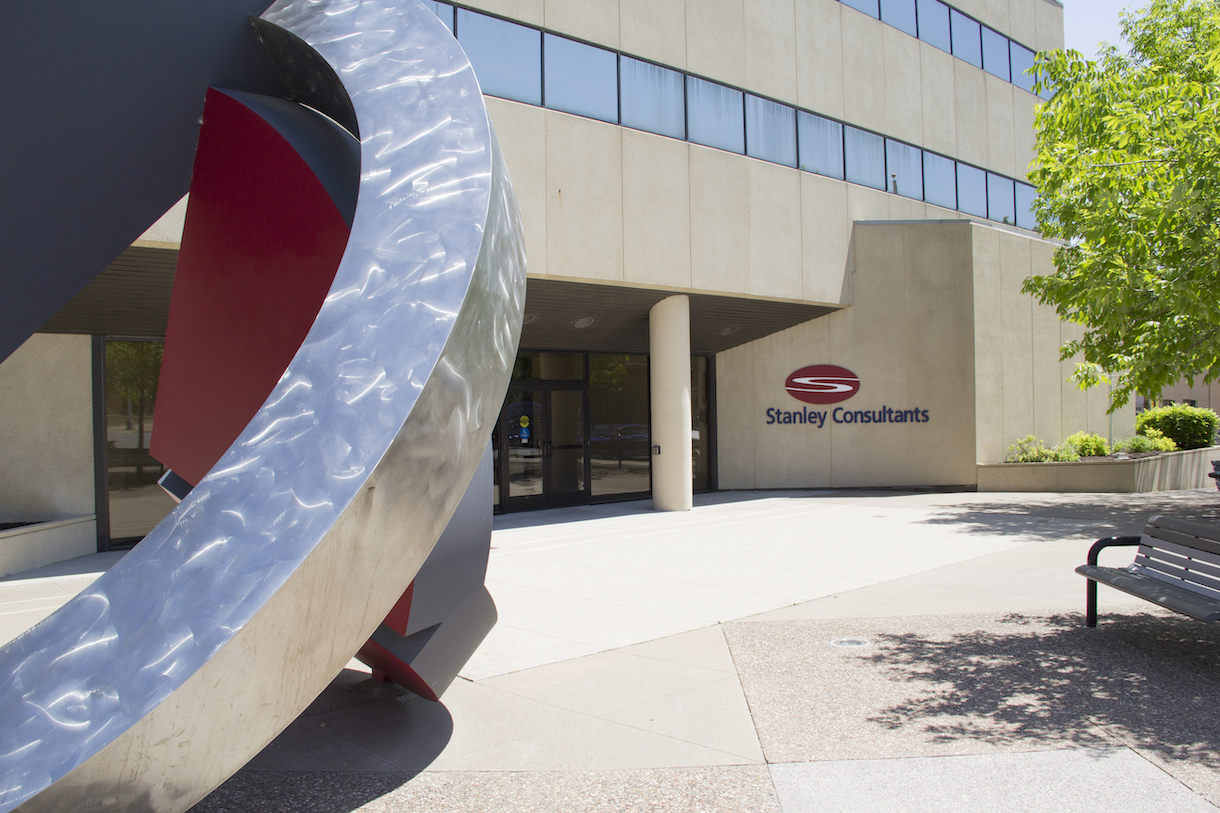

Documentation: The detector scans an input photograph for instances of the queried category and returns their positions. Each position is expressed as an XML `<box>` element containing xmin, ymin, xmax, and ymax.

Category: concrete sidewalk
<box><xmin>3</xmin><ymin>489</ymin><xmax>1219</xmax><ymax>811</ymax></box>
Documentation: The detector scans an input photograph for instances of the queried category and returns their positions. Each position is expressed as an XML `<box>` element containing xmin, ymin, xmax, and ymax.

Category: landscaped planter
<box><xmin>0</xmin><ymin>516</ymin><xmax>95</xmax><ymax>578</ymax></box>
<box><xmin>976</xmin><ymin>445</ymin><xmax>1220</xmax><ymax>493</ymax></box>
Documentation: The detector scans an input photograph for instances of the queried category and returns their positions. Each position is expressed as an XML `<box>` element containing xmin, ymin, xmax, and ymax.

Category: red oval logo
<box><xmin>785</xmin><ymin>365</ymin><xmax>860</xmax><ymax>405</ymax></box>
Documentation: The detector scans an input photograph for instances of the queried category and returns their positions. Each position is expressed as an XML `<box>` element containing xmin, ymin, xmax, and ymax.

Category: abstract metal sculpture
<box><xmin>0</xmin><ymin>0</ymin><xmax>525</xmax><ymax>809</ymax></box>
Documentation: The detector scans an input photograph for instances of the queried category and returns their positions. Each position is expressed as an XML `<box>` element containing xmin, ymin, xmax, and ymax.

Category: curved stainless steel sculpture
<box><xmin>0</xmin><ymin>1</ymin><xmax>525</xmax><ymax>809</ymax></box>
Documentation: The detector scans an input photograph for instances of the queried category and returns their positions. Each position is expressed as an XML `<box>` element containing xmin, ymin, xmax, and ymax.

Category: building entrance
<box><xmin>492</xmin><ymin>351</ymin><xmax>710</xmax><ymax>512</ymax></box>
<box><xmin>496</xmin><ymin>382</ymin><xmax>588</xmax><ymax>511</ymax></box>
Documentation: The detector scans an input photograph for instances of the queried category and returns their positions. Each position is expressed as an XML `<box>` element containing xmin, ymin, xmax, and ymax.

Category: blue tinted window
<box><xmin>957</xmin><ymin>163</ymin><xmax>987</xmax><ymax>216</ymax></box>
<box><xmin>1015</xmin><ymin>182</ymin><xmax>1037</xmax><ymax>230</ymax></box>
<box><xmin>457</xmin><ymin>10</ymin><xmax>541</xmax><ymax>105</ymax></box>
<box><xmin>544</xmin><ymin>35</ymin><xmax>617</xmax><ymax>123</ymax></box>
<box><xmin>916</xmin><ymin>0</ymin><xmax>951</xmax><ymax>52</ymax></box>
<box><xmin>842</xmin><ymin>0</ymin><xmax>880</xmax><ymax>19</ymax></box>
<box><xmin>950</xmin><ymin>10</ymin><xmax>982</xmax><ymax>68</ymax></box>
<box><xmin>981</xmin><ymin>27</ymin><xmax>1011</xmax><ymax>81</ymax></box>
<box><xmin>885</xmin><ymin>139</ymin><xmax>922</xmax><ymax>199</ymax></box>
<box><xmin>620</xmin><ymin>57</ymin><xmax>685</xmax><ymax>139</ymax></box>
<box><xmin>987</xmin><ymin>172</ymin><xmax>1016</xmax><ymax>223</ymax></box>
<box><xmin>923</xmin><ymin>152</ymin><xmax>956</xmax><ymax>209</ymax></box>
<box><xmin>1010</xmin><ymin>42</ymin><xmax>1036</xmax><ymax>93</ymax></box>
<box><xmin>420</xmin><ymin>1</ymin><xmax>454</xmax><ymax>30</ymax></box>
<box><xmin>746</xmin><ymin>95</ymin><xmax>797</xmax><ymax>167</ymax></box>
<box><xmin>686</xmin><ymin>76</ymin><xmax>744</xmax><ymax>154</ymax></box>
<box><xmin>797</xmin><ymin>111</ymin><xmax>844</xmax><ymax>179</ymax></box>
<box><xmin>880</xmin><ymin>0</ymin><xmax>918</xmax><ymax>36</ymax></box>
<box><xmin>845</xmin><ymin>126</ymin><xmax>886</xmax><ymax>190</ymax></box>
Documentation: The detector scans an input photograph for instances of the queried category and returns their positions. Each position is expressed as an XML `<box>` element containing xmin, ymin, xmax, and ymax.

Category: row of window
<box><xmin>841</xmin><ymin>0</ymin><xmax>1047</xmax><ymax>98</ymax></box>
<box><xmin>422</xmin><ymin>1</ymin><xmax>1037</xmax><ymax>230</ymax></box>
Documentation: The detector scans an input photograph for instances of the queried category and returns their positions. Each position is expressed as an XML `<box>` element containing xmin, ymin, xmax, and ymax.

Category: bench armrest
<box><xmin>1086</xmin><ymin>536</ymin><xmax>1142</xmax><ymax>567</ymax></box>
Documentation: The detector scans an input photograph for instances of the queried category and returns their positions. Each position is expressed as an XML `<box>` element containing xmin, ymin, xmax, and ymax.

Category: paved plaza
<box><xmin>4</xmin><ymin>488</ymin><xmax>1220</xmax><ymax>811</ymax></box>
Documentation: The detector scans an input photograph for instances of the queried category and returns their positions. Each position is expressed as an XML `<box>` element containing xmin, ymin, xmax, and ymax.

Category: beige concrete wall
<box><xmin>0</xmin><ymin>517</ymin><xmax>96</xmax><ymax>578</ymax></box>
<box><xmin>717</xmin><ymin>220</ymin><xmax>1126</xmax><ymax>489</ymax></box>
<box><xmin>488</xmin><ymin>98</ymin><xmax>866</xmax><ymax>305</ymax></box>
<box><xmin>717</xmin><ymin>221</ymin><xmax>978</xmax><ymax>489</ymax></box>
<box><xmin>971</xmin><ymin>226</ymin><xmax>1133</xmax><ymax>464</ymax></box>
<box><xmin>978</xmin><ymin>445</ymin><xmax>1220</xmax><ymax>492</ymax></box>
<box><xmin>0</xmin><ymin>334</ymin><xmax>95</xmax><ymax>524</ymax></box>
<box><xmin>1157</xmin><ymin>380</ymin><xmax>1220</xmax><ymax>413</ymax></box>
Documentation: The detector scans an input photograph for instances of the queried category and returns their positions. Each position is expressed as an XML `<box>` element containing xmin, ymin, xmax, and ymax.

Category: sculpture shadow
<box><xmin>190</xmin><ymin>669</ymin><xmax>454</xmax><ymax>813</ymax></box>
<box><xmin>864</xmin><ymin>612</ymin><xmax>1220</xmax><ymax>767</ymax></box>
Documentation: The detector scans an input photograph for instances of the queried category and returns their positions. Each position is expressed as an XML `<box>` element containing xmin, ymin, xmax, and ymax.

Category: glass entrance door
<box><xmin>498</xmin><ymin>382</ymin><xmax>589</xmax><ymax>510</ymax></box>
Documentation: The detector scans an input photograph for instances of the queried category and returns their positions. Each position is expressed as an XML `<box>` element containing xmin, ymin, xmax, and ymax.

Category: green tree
<box><xmin>1025</xmin><ymin>0</ymin><xmax>1220</xmax><ymax>409</ymax></box>
<box><xmin>107</xmin><ymin>341</ymin><xmax>164</xmax><ymax>462</ymax></box>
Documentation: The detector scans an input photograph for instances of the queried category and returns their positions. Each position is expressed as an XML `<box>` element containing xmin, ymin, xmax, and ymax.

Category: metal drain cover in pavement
<box><xmin>831</xmin><ymin>637</ymin><xmax>872</xmax><ymax>648</ymax></box>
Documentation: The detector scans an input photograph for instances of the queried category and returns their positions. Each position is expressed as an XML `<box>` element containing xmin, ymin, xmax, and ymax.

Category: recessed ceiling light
<box><xmin>574</xmin><ymin>317</ymin><xmax>594</xmax><ymax>329</ymax></box>
<box><xmin>720</xmin><ymin>326</ymin><xmax>738</xmax><ymax>336</ymax></box>
<box><xmin>522</xmin><ymin>314</ymin><xmax>536</xmax><ymax>324</ymax></box>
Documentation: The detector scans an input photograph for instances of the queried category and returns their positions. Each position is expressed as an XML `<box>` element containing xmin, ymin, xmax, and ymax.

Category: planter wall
<box><xmin>0</xmin><ymin>516</ymin><xmax>95</xmax><ymax>578</ymax></box>
<box><xmin>977</xmin><ymin>445</ymin><xmax>1220</xmax><ymax>493</ymax></box>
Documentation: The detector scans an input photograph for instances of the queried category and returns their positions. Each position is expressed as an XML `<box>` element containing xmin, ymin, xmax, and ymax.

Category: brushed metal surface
<box><xmin>0</xmin><ymin>0</ymin><xmax>525</xmax><ymax>809</ymax></box>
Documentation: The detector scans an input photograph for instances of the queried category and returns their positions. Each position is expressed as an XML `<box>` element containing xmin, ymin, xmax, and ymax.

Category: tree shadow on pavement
<box><xmin>915</xmin><ymin>493</ymin><xmax>1220</xmax><ymax>540</ymax></box>
<box><xmin>866</xmin><ymin>612</ymin><xmax>1220</xmax><ymax>768</ymax></box>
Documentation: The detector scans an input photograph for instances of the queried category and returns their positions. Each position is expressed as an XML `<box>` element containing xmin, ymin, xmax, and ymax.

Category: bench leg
<box><xmin>1086</xmin><ymin>578</ymin><xmax>1098</xmax><ymax>627</ymax></box>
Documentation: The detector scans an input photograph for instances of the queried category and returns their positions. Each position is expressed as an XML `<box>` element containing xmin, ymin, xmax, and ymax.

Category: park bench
<box><xmin>1076</xmin><ymin>515</ymin><xmax>1220</xmax><ymax>627</ymax></box>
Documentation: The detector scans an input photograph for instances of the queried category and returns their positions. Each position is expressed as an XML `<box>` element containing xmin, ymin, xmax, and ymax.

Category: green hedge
<box><xmin>1005</xmin><ymin>435</ymin><xmax>1080</xmax><ymax>463</ymax></box>
<box><xmin>1135</xmin><ymin>404</ymin><xmax>1220</xmax><ymax>451</ymax></box>
<box><xmin>1064</xmin><ymin>431</ymin><xmax>1110</xmax><ymax>457</ymax></box>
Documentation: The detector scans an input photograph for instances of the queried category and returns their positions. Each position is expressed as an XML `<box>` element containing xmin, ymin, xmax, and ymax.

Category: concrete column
<box><xmin>649</xmin><ymin>295</ymin><xmax>692</xmax><ymax>511</ymax></box>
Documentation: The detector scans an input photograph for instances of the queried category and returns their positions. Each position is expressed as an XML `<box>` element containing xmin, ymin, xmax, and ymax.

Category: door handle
<box><xmin>542</xmin><ymin>442</ymin><xmax>552</xmax><ymax>457</ymax></box>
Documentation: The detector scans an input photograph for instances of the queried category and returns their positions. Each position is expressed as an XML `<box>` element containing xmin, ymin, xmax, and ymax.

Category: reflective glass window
<box><xmin>686</xmin><ymin>76</ymin><xmax>744</xmax><ymax>154</ymax></box>
<box><xmin>620</xmin><ymin>56</ymin><xmax>685</xmax><ymax>139</ymax></box>
<box><xmin>797</xmin><ymin>111</ymin><xmax>844</xmax><ymax>179</ymax></box>
<box><xmin>981</xmin><ymin>27</ymin><xmax>1011</xmax><ymax>81</ymax></box>
<box><xmin>457</xmin><ymin>10</ymin><xmax>541</xmax><ymax>105</ymax></box>
<box><xmin>957</xmin><ymin>162</ymin><xmax>987</xmax><ymax>216</ymax></box>
<box><xmin>880</xmin><ymin>0</ymin><xmax>918</xmax><ymax>37</ymax></box>
<box><xmin>987</xmin><ymin>172</ymin><xmax>1016</xmax><ymax>223</ymax></box>
<box><xmin>916</xmin><ymin>0</ymin><xmax>951</xmax><ymax>52</ymax></box>
<box><xmin>950</xmin><ymin>10</ymin><xmax>982</xmax><ymax>68</ymax></box>
<box><xmin>844</xmin><ymin>126</ymin><xmax>886</xmax><ymax>190</ymax></box>
<box><xmin>1015</xmin><ymin>182</ymin><xmax>1037</xmax><ymax>230</ymax></box>
<box><xmin>842</xmin><ymin>0</ymin><xmax>880</xmax><ymax>19</ymax></box>
<box><xmin>512</xmin><ymin>352</ymin><xmax>584</xmax><ymax>380</ymax></box>
<box><xmin>1010</xmin><ymin>42</ymin><xmax>1036</xmax><ymax>93</ymax></box>
<box><xmin>692</xmin><ymin>357</ymin><xmax>711</xmax><ymax>493</ymax></box>
<box><xmin>885</xmin><ymin>139</ymin><xmax>923</xmax><ymax>200</ymax></box>
<box><xmin>923</xmin><ymin>152</ymin><xmax>956</xmax><ymax>209</ymax></box>
<box><xmin>746</xmin><ymin>95</ymin><xmax>797</xmax><ymax>167</ymax></box>
<box><xmin>544</xmin><ymin>34</ymin><xmax>617</xmax><ymax>123</ymax></box>
<box><xmin>104</xmin><ymin>340</ymin><xmax>175</xmax><ymax>543</ymax></box>
<box><xmin>590</xmin><ymin>354</ymin><xmax>651</xmax><ymax>498</ymax></box>
<box><xmin>420</xmin><ymin>1</ymin><xmax>454</xmax><ymax>30</ymax></box>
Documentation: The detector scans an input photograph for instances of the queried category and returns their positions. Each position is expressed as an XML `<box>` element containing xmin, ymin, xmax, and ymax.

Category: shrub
<box><xmin>1064</xmin><ymin>431</ymin><xmax>1110</xmax><ymax>457</ymax></box>
<box><xmin>1005</xmin><ymin>435</ymin><xmax>1081</xmax><ymax>463</ymax></box>
<box><xmin>1135</xmin><ymin>404</ymin><xmax>1219</xmax><ymax>450</ymax></box>
<box><xmin>1113</xmin><ymin>427</ymin><xmax>1177</xmax><ymax>453</ymax></box>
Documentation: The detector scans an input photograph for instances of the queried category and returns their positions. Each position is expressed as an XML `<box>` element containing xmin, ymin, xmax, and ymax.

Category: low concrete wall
<box><xmin>0</xmin><ymin>516</ymin><xmax>96</xmax><ymax>578</ymax></box>
<box><xmin>977</xmin><ymin>446</ymin><xmax>1220</xmax><ymax>493</ymax></box>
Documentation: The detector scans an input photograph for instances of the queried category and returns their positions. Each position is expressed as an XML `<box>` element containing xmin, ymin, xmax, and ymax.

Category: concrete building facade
<box><xmin>0</xmin><ymin>0</ymin><xmax>1136</xmax><ymax>575</ymax></box>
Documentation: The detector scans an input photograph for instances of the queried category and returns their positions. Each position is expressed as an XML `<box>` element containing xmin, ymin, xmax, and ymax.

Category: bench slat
<box><xmin>1131</xmin><ymin>561</ymin><xmax>1220</xmax><ymax>600</ymax></box>
<box><xmin>1144</xmin><ymin>518</ymin><xmax>1220</xmax><ymax>558</ymax></box>
<box><xmin>1077</xmin><ymin>564</ymin><xmax>1220</xmax><ymax>622</ymax></box>
<box><xmin>1135</xmin><ymin>545</ymin><xmax>1220</xmax><ymax>583</ymax></box>
<box><xmin>1138</xmin><ymin>536</ymin><xmax>1220</xmax><ymax>569</ymax></box>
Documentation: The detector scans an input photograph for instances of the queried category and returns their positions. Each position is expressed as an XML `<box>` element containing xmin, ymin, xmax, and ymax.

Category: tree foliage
<box><xmin>1025</xmin><ymin>0</ymin><xmax>1220</xmax><ymax>409</ymax></box>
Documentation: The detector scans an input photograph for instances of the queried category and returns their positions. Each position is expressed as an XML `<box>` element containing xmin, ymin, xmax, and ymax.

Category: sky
<box><xmin>1062</xmin><ymin>0</ymin><xmax>1140</xmax><ymax>59</ymax></box>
